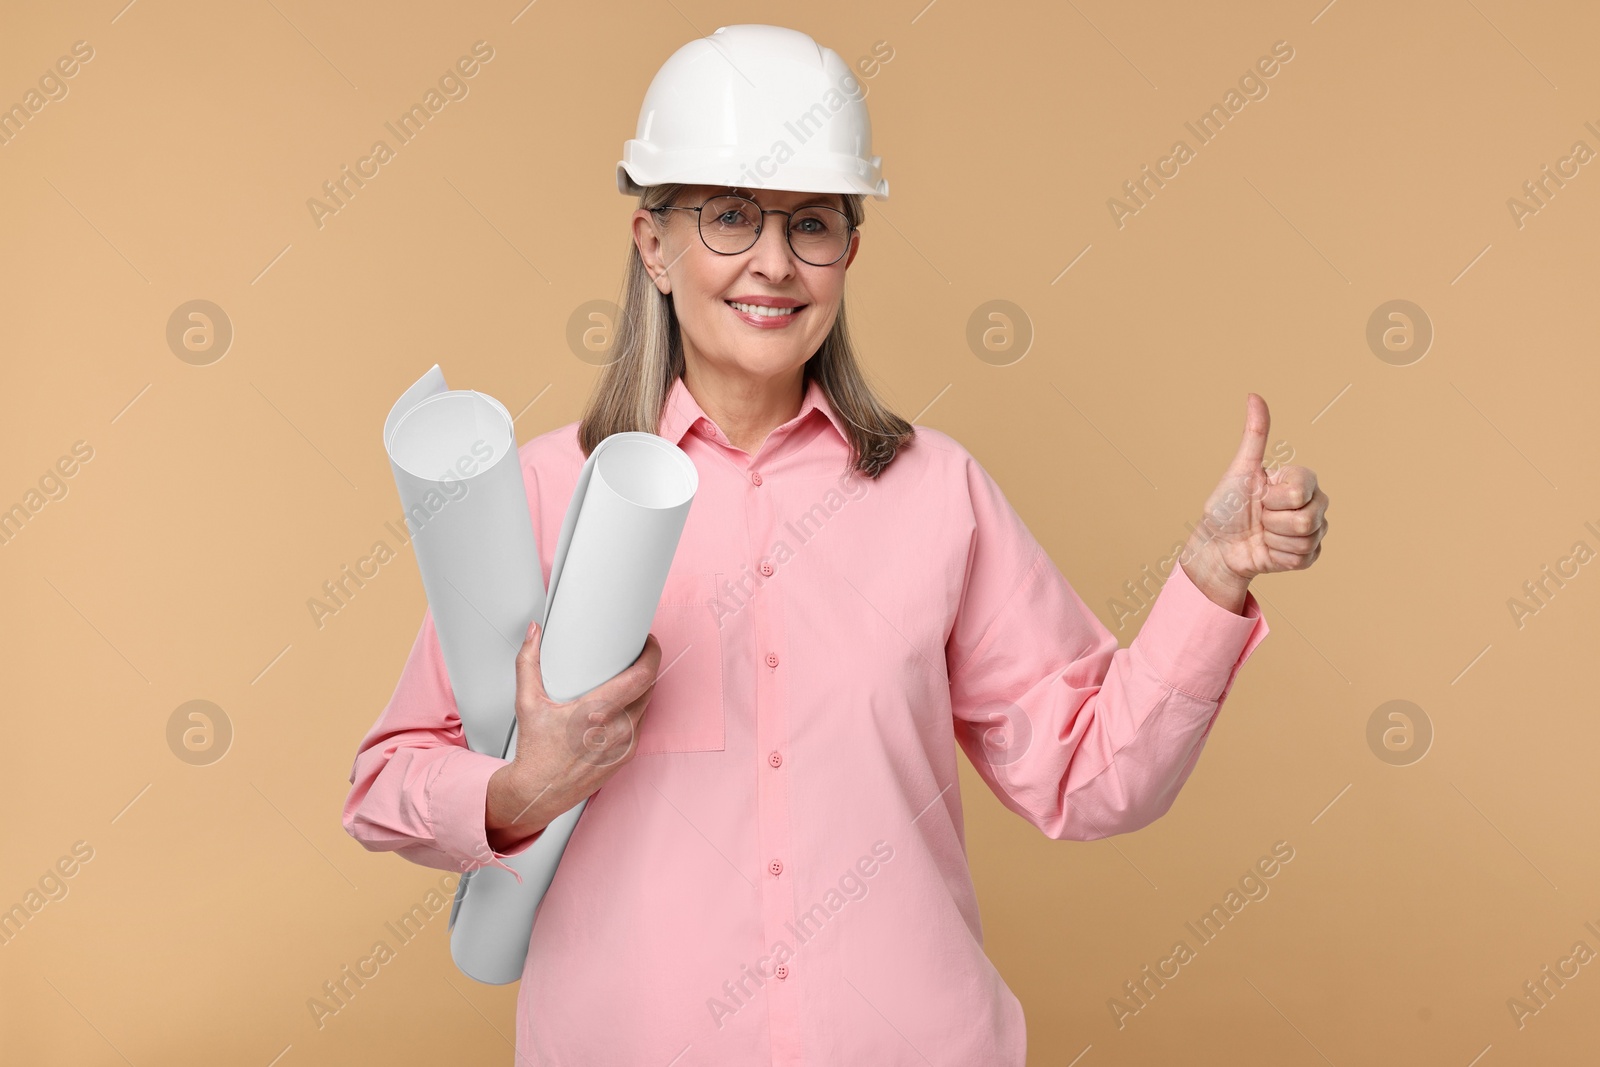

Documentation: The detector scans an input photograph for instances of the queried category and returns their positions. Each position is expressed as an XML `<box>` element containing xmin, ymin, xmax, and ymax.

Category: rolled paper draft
<box><xmin>382</xmin><ymin>365</ymin><xmax>544</xmax><ymax>757</ymax></box>
<box><xmin>448</xmin><ymin>430</ymin><xmax>699</xmax><ymax>984</ymax></box>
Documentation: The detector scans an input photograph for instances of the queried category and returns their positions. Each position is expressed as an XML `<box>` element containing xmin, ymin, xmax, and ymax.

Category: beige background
<box><xmin>2</xmin><ymin>0</ymin><xmax>1597</xmax><ymax>1063</ymax></box>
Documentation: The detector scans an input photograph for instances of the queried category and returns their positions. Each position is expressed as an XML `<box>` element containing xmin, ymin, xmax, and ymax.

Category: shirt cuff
<box><xmin>1131</xmin><ymin>558</ymin><xmax>1270</xmax><ymax>703</ymax></box>
<box><xmin>424</xmin><ymin>746</ymin><xmax>546</xmax><ymax>883</ymax></box>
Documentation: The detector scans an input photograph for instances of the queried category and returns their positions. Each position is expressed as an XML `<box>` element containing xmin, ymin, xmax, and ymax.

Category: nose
<box><xmin>747</xmin><ymin>212</ymin><xmax>798</xmax><ymax>281</ymax></box>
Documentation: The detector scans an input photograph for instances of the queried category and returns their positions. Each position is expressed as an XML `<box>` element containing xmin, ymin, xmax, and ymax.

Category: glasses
<box><xmin>653</xmin><ymin>194</ymin><xmax>855</xmax><ymax>267</ymax></box>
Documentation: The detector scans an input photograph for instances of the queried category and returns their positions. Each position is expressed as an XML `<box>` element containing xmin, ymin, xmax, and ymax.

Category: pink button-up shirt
<box><xmin>343</xmin><ymin>373</ymin><xmax>1269</xmax><ymax>1065</ymax></box>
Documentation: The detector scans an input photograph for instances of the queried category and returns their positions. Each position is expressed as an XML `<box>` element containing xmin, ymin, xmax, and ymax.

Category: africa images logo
<box><xmin>306</xmin><ymin>41</ymin><xmax>495</xmax><ymax>229</ymax></box>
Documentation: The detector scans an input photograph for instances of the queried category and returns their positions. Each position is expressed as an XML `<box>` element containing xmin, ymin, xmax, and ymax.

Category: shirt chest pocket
<box><xmin>634</xmin><ymin>571</ymin><xmax>725</xmax><ymax>756</ymax></box>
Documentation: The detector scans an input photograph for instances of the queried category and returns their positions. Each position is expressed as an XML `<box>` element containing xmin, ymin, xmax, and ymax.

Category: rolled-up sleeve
<box><xmin>342</xmin><ymin>607</ymin><xmax>544</xmax><ymax>880</ymax></box>
<box><xmin>945</xmin><ymin>452</ymin><xmax>1269</xmax><ymax>840</ymax></box>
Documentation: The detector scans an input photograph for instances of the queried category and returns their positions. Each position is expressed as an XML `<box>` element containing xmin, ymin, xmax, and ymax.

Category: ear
<box><xmin>632</xmin><ymin>209</ymin><xmax>673</xmax><ymax>295</ymax></box>
<box><xmin>843</xmin><ymin>227</ymin><xmax>861</xmax><ymax>270</ymax></box>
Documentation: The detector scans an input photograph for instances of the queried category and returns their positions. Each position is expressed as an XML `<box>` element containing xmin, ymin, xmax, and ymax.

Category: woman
<box><xmin>343</xmin><ymin>24</ymin><xmax>1329</xmax><ymax>1065</ymax></box>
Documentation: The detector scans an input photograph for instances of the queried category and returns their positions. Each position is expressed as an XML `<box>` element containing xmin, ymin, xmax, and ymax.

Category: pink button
<box><xmin>759</xmin><ymin>561</ymin><xmax>774</xmax><ymax>576</ymax></box>
<box><xmin>765</xmin><ymin>652</ymin><xmax>779</xmax><ymax>668</ymax></box>
<box><xmin>768</xmin><ymin>859</ymin><xmax>783</xmax><ymax>876</ymax></box>
<box><xmin>774</xmin><ymin>964</ymin><xmax>789</xmax><ymax>980</ymax></box>
<box><xmin>768</xmin><ymin>751</ymin><xmax>782</xmax><ymax>768</ymax></box>
<box><xmin>751</xmin><ymin>471</ymin><xmax>763</xmax><ymax>486</ymax></box>
<box><xmin>700</xmin><ymin>423</ymin><xmax>715</xmax><ymax>437</ymax></box>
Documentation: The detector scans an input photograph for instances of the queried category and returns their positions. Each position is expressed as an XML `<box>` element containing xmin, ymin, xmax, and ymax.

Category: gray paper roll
<box><xmin>383</xmin><ymin>365</ymin><xmax>544</xmax><ymax>757</ymax></box>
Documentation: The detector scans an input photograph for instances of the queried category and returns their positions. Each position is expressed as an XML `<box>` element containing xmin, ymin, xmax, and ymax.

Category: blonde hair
<box><xmin>577</xmin><ymin>183</ymin><xmax>914</xmax><ymax>478</ymax></box>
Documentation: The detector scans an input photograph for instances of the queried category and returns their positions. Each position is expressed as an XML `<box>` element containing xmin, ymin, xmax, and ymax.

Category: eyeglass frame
<box><xmin>650</xmin><ymin>193</ymin><xmax>857</xmax><ymax>267</ymax></box>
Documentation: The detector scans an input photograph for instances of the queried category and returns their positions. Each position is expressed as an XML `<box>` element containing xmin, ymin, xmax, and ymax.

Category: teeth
<box><xmin>729</xmin><ymin>301</ymin><xmax>798</xmax><ymax>317</ymax></box>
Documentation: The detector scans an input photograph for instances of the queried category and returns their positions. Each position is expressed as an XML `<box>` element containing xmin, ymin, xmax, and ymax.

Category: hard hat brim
<box><xmin>616</xmin><ymin>160</ymin><xmax>888</xmax><ymax>201</ymax></box>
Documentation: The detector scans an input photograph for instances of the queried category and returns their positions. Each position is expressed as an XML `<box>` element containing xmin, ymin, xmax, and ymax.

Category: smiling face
<box><xmin>633</xmin><ymin>184</ymin><xmax>861</xmax><ymax>387</ymax></box>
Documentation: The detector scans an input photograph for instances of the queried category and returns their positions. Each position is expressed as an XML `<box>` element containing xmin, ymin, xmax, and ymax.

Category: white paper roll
<box><xmin>448</xmin><ymin>430</ymin><xmax>699</xmax><ymax>984</ymax></box>
<box><xmin>383</xmin><ymin>365</ymin><xmax>544</xmax><ymax>757</ymax></box>
<box><xmin>538</xmin><ymin>432</ymin><xmax>702</xmax><ymax>703</ymax></box>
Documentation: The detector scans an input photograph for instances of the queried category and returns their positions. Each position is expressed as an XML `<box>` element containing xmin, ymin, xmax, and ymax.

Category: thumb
<box><xmin>1225</xmin><ymin>392</ymin><xmax>1270</xmax><ymax>478</ymax></box>
<box><xmin>515</xmin><ymin>619</ymin><xmax>549</xmax><ymax>707</ymax></box>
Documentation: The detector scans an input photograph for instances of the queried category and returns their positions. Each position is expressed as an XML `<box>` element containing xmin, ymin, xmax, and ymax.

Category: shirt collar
<box><xmin>657</xmin><ymin>373</ymin><xmax>849</xmax><ymax>448</ymax></box>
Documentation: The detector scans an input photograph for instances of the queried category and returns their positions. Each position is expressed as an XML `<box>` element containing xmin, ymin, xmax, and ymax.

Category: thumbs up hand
<box><xmin>1178</xmin><ymin>393</ymin><xmax>1329</xmax><ymax>612</ymax></box>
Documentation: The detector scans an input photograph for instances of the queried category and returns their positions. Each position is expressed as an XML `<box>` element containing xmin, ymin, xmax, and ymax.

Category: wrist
<box><xmin>487</xmin><ymin>760</ymin><xmax>556</xmax><ymax>839</ymax></box>
<box><xmin>1178</xmin><ymin>542</ymin><xmax>1251</xmax><ymax>615</ymax></box>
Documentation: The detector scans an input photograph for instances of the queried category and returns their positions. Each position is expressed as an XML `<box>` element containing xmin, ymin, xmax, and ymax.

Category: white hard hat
<box><xmin>618</xmin><ymin>24</ymin><xmax>889</xmax><ymax>200</ymax></box>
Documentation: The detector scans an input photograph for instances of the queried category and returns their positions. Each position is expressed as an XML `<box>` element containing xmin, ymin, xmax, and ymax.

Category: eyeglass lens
<box><xmin>698</xmin><ymin>195</ymin><xmax>850</xmax><ymax>265</ymax></box>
